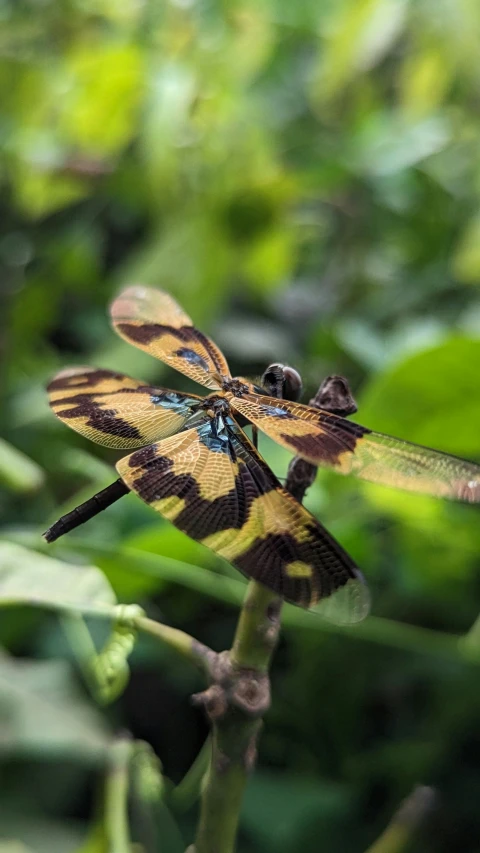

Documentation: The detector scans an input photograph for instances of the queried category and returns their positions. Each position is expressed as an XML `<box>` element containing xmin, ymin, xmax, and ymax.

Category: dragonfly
<box><xmin>45</xmin><ymin>285</ymin><xmax>480</xmax><ymax>624</ymax></box>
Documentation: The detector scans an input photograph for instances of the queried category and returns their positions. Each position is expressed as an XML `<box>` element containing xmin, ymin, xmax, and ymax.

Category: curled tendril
<box><xmin>90</xmin><ymin>604</ymin><xmax>145</xmax><ymax>704</ymax></box>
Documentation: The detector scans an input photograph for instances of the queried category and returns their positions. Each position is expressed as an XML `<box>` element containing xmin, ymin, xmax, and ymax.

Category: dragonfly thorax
<box><xmin>201</xmin><ymin>394</ymin><xmax>231</xmax><ymax>420</ymax></box>
<box><xmin>221</xmin><ymin>376</ymin><xmax>250</xmax><ymax>397</ymax></box>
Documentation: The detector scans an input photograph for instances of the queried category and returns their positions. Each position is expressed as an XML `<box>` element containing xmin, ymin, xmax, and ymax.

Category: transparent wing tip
<box><xmin>310</xmin><ymin>575</ymin><xmax>370</xmax><ymax>625</ymax></box>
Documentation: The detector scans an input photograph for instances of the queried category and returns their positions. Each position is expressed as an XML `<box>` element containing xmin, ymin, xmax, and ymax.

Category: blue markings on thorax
<box><xmin>197</xmin><ymin>416</ymin><xmax>231</xmax><ymax>454</ymax></box>
<box><xmin>150</xmin><ymin>391</ymin><xmax>193</xmax><ymax>415</ymax></box>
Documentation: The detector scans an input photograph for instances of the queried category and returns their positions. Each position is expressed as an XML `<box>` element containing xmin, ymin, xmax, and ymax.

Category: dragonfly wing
<box><xmin>116</xmin><ymin>418</ymin><xmax>369</xmax><ymax>622</ymax></box>
<box><xmin>110</xmin><ymin>285</ymin><xmax>231</xmax><ymax>390</ymax></box>
<box><xmin>47</xmin><ymin>366</ymin><xmax>201</xmax><ymax>449</ymax></box>
<box><xmin>231</xmin><ymin>393</ymin><xmax>480</xmax><ymax>503</ymax></box>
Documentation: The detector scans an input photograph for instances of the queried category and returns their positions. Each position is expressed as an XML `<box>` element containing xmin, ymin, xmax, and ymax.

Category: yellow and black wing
<box><xmin>47</xmin><ymin>366</ymin><xmax>202</xmax><ymax>449</ymax></box>
<box><xmin>110</xmin><ymin>285</ymin><xmax>231</xmax><ymax>390</ymax></box>
<box><xmin>116</xmin><ymin>417</ymin><xmax>369</xmax><ymax>622</ymax></box>
<box><xmin>231</xmin><ymin>393</ymin><xmax>480</xmax><ymax>503</ymax></box>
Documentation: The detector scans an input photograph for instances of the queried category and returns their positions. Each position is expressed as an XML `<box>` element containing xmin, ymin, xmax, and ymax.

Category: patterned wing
<box><xmin>231</xmin><ymin>393</ymin><xmax>480</xmax><ymax>503</ymax></box>
<box><xmin>116</xmin><ymin>418</ymin><xmax>369</xmax><ymax>622</ymax></box>
<box><xmin>110</xmin><ymin>285</ymin><xmax>231</xmax><ymax>390</ymax></box>
<box><xmin>47</xmin><ymin>366</ymin><xmax>201</xmax><ymax>449</ymax></box>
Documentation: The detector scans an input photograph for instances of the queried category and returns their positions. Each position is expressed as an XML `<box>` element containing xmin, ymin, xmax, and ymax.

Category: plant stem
<box><xmin>193</xmin><ymin>705</ymin><xmax>263</xmax><ymax>853</ymax></box>
<box><xmin>231</xmin><ymin>582</ymin><xmax>282</xmax><ymax>670</ymax></box>
<box><xmin>170</xmin><ymin>736</ymin><xmax>212</xmax><ymax>813</ymax></box>
<box><xmin>364</xmin><ymin>785</ymin><xmax>436</xmax><ymax>853</ymax></box>
<box><xmin>104</xmin><ymin>736</ymin><xmax>133</xmax><ymax>853</ymax></box>
<box><xmin>135</xmin><ymin>615</ymin><xmax>214</xmax><ymax>675</ymax></box>
<box><xmin>192</xmin><ymin>583</ymin><xmax>281</xmax><ymax>853</ymax></box>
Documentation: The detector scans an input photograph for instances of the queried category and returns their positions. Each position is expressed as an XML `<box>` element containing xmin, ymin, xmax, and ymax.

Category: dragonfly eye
<box><xmin>261</xmin><ymin>363</ymin><xmax>303</xmax><ymax>402</ymax></box>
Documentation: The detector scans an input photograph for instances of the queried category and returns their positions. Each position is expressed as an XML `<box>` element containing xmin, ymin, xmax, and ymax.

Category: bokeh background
<box><xmin>1</xmin><ymin>1</ymin><xmax>480</xmax><ymax>851</ymax></box>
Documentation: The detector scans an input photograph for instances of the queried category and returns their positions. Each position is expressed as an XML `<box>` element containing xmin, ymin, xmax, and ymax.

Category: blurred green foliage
<box><xmin>1</xmin><ymin>0</ymin><xmax>480</xmax><ymax>850</ymax></box>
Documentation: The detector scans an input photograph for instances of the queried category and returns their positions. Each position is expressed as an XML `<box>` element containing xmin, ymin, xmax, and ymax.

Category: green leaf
<box><xmin>61</xmin><ymin>43</ymin><xmax>143</xmax><ymax>155</ymax></box>
<box><xmin>0</xmin><ymin>654</ymin><xmax>111</xmax><ymax>761</ymax></box>
<box><xmin>67</xmin><ymin>540</ymin><xmax>247</xmax><ymax>607</ymax></box>
<box><xmin>241</xmin><ymin>226</ymin><xmax>295</xmax><ymax>292</ymax></box>
<box><xmin>453</xmin><ymin>211</ymin><xmax>480</xmax><ymax>284</ymax></box>
<box><xmin>0</xmin><ymin>543</ymin><xmax>117</xmax><ymax>615</ymax></box>
<box><xmin>314</xmin><ymin>0</ymin><xmax>408</xmax><ymax>101</ymax></box>
<box><xmin>352</xmin><ymin>337</ymin><xmax>480</xmax><ymax>546</ymax></box>
<box><xmin>125</xmin><ymin>523</ymin><xmax>214</xmax><ymax>572</ymax></box>
<box><xmin>0</xmin><ymin>438</ymin><xmax>44</xmax><ymax>493</ymax></box>
<box><xmin>10</xmin><ymin>166</ymin><xmax>88</xmax><ymax>220</ymax></box>
<box><xmin>351</xmin><ymin>113</ymin><xmax>450</xmax><ymax>176</ymax></box>
<box><xmin>242</xmin><ymin>771</ymin><xmax>349</xmax><ymax>852</ymax></box>
<box><xmin>357</xmin><ymin>337</ymin><xmax>480</xmax><ymax>454</ymax></box>
<box><xmin>0</xmin><ymin>816</ymin><xmax>84</xmax><ymax>853</ymax></box>
<box><xmin>74</xmin><ymin>821</ymin><xmax>108</xmax><ymax>853</ymax></box>
<box><xmin>400</xmin><ymin>44</ymin><xmax>454</xmax><ymax>117</ymax></box>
